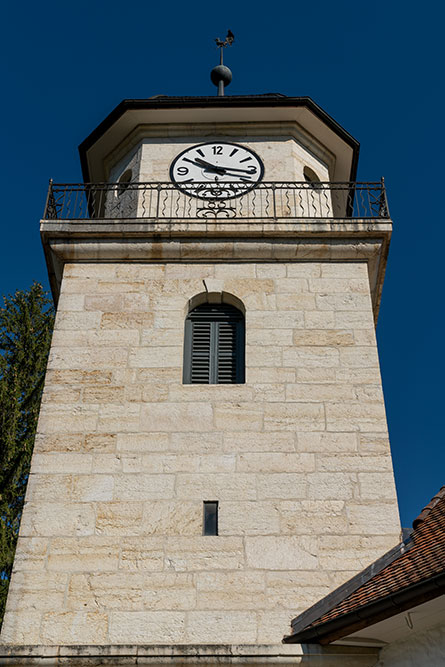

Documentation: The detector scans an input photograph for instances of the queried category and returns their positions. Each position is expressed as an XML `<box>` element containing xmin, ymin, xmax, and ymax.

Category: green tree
<box><xmin>0</xmin><ymin>283</ymin><xmax>54</xmax><ymax>627</ymax></box>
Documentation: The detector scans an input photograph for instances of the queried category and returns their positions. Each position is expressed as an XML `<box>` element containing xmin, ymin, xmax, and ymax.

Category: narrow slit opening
<box><xmin>203</xmin><ymin>501</ymin><xmax>218</xmax><ymax>536</ymax></box>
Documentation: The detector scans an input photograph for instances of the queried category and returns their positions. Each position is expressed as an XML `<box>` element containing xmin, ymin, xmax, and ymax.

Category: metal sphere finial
<box><xmin>212</xmin><ymin>30</ymin><xmax>234</xmax><ymax>96</ymax></box>
<box><xmin>211</xmin><ymin>65</ymin><xmax>232</xmax><ymax>89</ymax></box>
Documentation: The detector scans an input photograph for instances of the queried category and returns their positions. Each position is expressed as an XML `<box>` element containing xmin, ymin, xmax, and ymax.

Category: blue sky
<box><xmin>2</xmin><ymin>0</ymin><xmax>443</xmax><ymax>527</ymax></box>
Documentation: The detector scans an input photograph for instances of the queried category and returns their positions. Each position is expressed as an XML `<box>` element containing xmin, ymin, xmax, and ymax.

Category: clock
<box><xmin>169</xmin><ymin>141</ymin><xmax>264</xmax><ymax>199</ymax></box>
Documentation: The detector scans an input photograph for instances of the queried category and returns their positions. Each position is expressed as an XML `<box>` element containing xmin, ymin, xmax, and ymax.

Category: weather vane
<box><xmin>211</xmin><ymin>30</ymin><xmax>234</xmax><ymax>97</ymax></box>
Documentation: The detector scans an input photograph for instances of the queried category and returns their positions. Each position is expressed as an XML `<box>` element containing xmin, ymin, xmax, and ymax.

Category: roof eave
<box><xmin>283</xmin><ymin>571</ymin><xmax>445</xmax><ymax>645</ymax></box>
<box><xmin>78</xmin><ymin>95</ymin><xmax>360</xmax><ymax>184</ymax></box>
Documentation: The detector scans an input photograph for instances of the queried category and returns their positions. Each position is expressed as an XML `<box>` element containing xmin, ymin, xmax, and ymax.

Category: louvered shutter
<box><xmin>184</xmin><ymin>303</ymin><xmax>244</xmax><ymax>384</ymax></box>
<box><xmin>216</xmin><ymin>321</ymin><xmax>238</xmax><ymax>383</ymax></box>
<box><xmin>190</xmin><ymin>320</ymin><xmax>211</xmax><ymax>383</ymax></box>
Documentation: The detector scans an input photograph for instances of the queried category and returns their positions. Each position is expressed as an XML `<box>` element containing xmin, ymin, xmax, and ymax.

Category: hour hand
<box><xmin>182</xmin><ymin>157</ymin><xmax>226</xmax><ymax>174</ymax></box>
<box><xmin>194</xmin><ymin>158</ymin><xmax>256</xmax><ymax>176</ymax></box>
<box><xmin>193</xmin><ymin>157</ymin><xmax>227</xmax><ymax>174</ymax></box>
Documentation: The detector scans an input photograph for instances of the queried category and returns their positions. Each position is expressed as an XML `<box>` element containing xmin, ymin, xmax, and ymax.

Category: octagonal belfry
<box><xmin>0</xmin><ymin>94</ymin><xmax>400</xmax><ymax>665</ymax></box>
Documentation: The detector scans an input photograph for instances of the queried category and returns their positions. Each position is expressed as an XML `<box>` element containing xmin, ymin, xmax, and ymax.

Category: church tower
<box><xmin>0</xmin><ymin>59</ymin><xmax>401</xmax><ymax>663</ymax></box>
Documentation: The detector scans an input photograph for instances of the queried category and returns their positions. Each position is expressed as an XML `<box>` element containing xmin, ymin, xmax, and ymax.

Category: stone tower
<box><xmin>0</xmin><ymin>94</ymin><xmax>401</xmax><ymax>664</ymax></box>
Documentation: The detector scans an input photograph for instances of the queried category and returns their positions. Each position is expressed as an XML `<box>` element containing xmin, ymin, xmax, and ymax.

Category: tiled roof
<box><xmin>285</xmin><ymin>487</ymin><xmax>445</xmax><ymax>643</ymax></box>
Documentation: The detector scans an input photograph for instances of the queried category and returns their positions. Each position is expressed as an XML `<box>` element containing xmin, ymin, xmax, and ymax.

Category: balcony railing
<box><xmin>43</xmin><ymin>180</ymin><xmax>390</xmax><ymax>222</ymax></box>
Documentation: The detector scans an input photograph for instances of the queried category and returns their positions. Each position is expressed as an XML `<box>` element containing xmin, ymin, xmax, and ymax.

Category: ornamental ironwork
<box><xmin>43</xmin><ymin>180</ymin><xmax>390</xmax><ymax>222</ymax></box>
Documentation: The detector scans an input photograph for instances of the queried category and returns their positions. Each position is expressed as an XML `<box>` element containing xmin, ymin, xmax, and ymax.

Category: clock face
<box><xmin>169</xmin><ymin>141</ymin><xmax>264</xmax><ymax>199</ymax></box>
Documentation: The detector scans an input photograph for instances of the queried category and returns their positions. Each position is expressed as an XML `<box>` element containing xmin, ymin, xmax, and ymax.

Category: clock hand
<box><xmin>217</xmin><ymin>166</ymin><xmax>257</xmax><ymax>174</ymax></box>
<box><xmin>193</xmin><ymin>157</ymin><xmax>256</xmax><ymax>175</ymax></box>
<box><xmin>184</xmin><ymin>157</ymin><xmax>225</xmax><ymax>174</ymax></box>
<box><xmin>181</xmin><ymin>157</ymin><xmax>256</xmax><ymax>183</ymax></box>
<box><xmin>193</xmin><ymin>157</ymin><xmax>223</xmax><ymax>169</ymax></box>
<box><xmin>194</xmin><ymin>158</ymin><xmax>256</xmax><ymax>174</ymax></box>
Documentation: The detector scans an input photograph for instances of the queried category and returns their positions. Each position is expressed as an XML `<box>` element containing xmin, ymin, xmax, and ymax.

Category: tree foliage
<box><xmin>0</xmin><ymin>283</ymin><xmax>54</xmax><ymax>626</ymax></box>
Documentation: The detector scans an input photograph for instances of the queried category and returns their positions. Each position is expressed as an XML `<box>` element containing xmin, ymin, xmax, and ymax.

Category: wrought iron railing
<box><xmin>43</xmin><ymin>180</ymin><xmax>390</xmax><ymax>221</ymax></box>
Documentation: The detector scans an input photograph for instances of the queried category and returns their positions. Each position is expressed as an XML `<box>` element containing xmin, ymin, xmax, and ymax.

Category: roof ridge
<box><xmin>147</xmin><ymin>93</ymin><xmax>288</xmax><ymax>100</ymax></box>
<box><xmin>412</xmin><ymin>486</ymin><xmax>445</xmax><ymax>529</ymax></box>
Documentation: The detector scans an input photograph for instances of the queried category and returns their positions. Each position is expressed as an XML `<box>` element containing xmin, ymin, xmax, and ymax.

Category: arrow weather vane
<box><xmin>211</xmin><ymin>30</ymin><xmax>235</xmax><ymax>96</ymax></box>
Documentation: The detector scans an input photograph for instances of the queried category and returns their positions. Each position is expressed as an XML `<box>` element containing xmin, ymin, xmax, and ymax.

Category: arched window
<box><xmin>183</xmin><ymin>302</ymin><xmax>245</xmax><ymax>384</ymax></box>
<box><xmin>303</xmin><ymin>165</ymin><xmax>322</xmax><ymax>189</ymax></box>
<box><xmin>118</xmin><ymin>169</ymin><xmax>132</xmax><ymax>195</ymax></box>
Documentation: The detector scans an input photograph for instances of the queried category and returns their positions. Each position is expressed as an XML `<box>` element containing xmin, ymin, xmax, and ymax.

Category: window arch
<box><xmin>118</xmin><ymin>169</ymin><xmax>133</xmax><ymax>195</ymax></box>
<box><xmin>303</xmin><ymin>165</ymin><xmax>322</xmax><ymax>190</ymax></box>
<box><xmin>183</xmin><ymin>302</ymin><xmax>245</xmax><ymax>384</ymax></box>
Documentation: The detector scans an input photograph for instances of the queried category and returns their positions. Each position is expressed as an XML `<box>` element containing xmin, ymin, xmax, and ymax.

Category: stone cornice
<box><xmin>41</xmin><ymin>220</ymin><xmax>391</xmax><ymax>323</ymax></box>
<box><xmin>0</xmin><ymin>643</ymin><xmax>379</xmax><ymax>665</ymax></box>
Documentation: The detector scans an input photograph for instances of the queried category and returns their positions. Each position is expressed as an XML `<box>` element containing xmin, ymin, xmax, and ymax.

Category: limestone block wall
<box><xmin>0</xmin><ymin>260</ymin><xmax>400</xmax><ymax>646</ymax></box>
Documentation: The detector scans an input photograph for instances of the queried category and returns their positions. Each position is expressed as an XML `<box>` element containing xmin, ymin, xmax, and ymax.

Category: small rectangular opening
<box><xmin>203</xmin><ymin>501</ymin><xmax>218</xmax><ymax>536</ymax></box>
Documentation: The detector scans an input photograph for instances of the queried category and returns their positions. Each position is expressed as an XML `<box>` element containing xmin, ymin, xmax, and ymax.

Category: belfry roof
<box><xmin>78</xmin><ymin>94</ymin><xmax>360</xmax><ymax>184</ymax></box>
<box><xmin>284</xmin><ymin>487</ymin><xmax>445</xmax><ymax>644</ymax></box>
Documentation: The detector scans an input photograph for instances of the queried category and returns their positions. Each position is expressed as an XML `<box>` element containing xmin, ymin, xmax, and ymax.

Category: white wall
<box><xmin>377</xmin><ymin>623</ymin><xmax>445</xmax><ymax>667</ymax></box>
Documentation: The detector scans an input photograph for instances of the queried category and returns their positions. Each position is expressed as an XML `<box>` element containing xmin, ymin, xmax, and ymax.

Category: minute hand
<box><xmin>218</xmin><ymin>165</ymin><xmax>257</xmax><ymax>174</ymax></box>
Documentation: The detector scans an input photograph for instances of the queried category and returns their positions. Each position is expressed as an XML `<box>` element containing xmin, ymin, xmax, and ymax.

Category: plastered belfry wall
<box><xmin>106</xmin><ymin>124</ymin><xmax>333</xmax><ymax>184</ymax></box>
<box><xmin>0</xmin><ymin>259</ymin><xmax>401</xmax><ymax>646</ymax></box>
